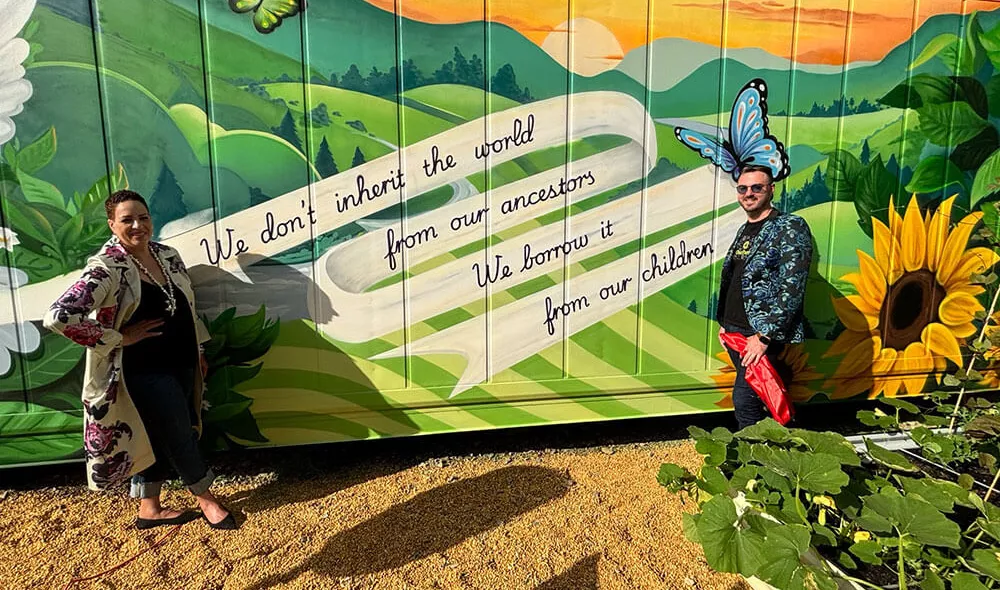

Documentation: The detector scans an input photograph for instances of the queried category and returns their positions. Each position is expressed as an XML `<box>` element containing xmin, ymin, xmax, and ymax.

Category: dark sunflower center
<box><xmin>879</xmin><ymin>269</ymin><xmax>945</xmax><ymax>350</ymax></box>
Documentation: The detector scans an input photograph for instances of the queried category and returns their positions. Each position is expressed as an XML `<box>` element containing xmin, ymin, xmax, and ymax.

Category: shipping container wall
<box><xmin>1</xmin><ymin>0</ymin><xmax>999</xmax><ymax>466</ymax></box>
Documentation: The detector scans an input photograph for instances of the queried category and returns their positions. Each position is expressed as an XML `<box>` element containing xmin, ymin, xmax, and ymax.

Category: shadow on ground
<box><xmin>535</xmin><ymin>554</ymin><xmax>600</xmax><ymax>589</ymax></box>
<box><xmin>245</xmin><ymin>465</ymin><xmax>571</xmax><ymax>588</ymax></box>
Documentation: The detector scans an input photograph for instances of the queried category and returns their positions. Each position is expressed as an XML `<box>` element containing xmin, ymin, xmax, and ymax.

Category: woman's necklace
<box><xmin>127</xmin><ymin>246</ymin><xmax>177</xmax><ymax>316</ymax></box>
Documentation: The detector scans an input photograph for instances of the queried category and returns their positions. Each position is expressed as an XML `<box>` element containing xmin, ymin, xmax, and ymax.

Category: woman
<box><xmin>44</xmin><ymin>190</ymin><xmax>237</xmax><ymax>530</ymax></box>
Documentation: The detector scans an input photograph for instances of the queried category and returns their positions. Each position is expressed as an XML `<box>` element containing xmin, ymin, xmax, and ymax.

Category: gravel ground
<box><xmin>0</xmin><ymin>402</ymin><xmax>873</xmax><ymax>590</ymax></box>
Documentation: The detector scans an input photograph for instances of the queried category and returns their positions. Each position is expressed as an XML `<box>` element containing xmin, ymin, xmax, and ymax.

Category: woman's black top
<box><xmin>122</xmin><ymin>279</ymin><xmax>198</xmax><ymax>376</ymax></box>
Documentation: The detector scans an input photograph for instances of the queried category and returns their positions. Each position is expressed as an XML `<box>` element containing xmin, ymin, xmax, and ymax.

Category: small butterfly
<box><xmin>674</xmin><ymin>78</ymin><xmax>791</xmax><ymax>182</ymax></box>
<box><xmin>228</xmin><ymin>0</ymin><xmax>303</xmax><ymax>34</ymax></box>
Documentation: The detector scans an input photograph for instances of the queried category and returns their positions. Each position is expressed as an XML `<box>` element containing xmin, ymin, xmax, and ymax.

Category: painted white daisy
<box><xmin>0</xmin><ymin>266</ymin><xmax>40</xmax><ymax>375</ymax></box>
<box><xmin>0</xmin><ymin>0</ymin><xmax>36</xmax><ymax>146</ymax></box>
<box><xmin>0</xmin><ymin>227</ymin><xmax>19</xmax><ymax>251</ymax></box>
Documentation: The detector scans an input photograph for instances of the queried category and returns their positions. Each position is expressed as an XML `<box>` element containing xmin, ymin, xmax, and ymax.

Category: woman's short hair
<box><xmin>104</xmin><ymin>190</ymin><xmax>149</xmax><ymax>220</ymax></box>
<box><xmin>738</xmin><ymin>164</ymin><xmax>774</xmax><ymax>183</ymax></box>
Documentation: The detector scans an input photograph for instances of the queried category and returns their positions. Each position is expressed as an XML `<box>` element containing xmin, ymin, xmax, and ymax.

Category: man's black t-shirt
<box><xmin>720</xmin><ymin>209</ymin><xmax>777</xmax><ymax>332</ymax></box>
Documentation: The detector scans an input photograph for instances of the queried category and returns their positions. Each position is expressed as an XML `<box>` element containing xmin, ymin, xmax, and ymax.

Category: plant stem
<box><xmin>838</xmin><ymin>574</ymin><xmax>888</xmax><ymax>590</ymax></box>
<box><xmin>985</xmin><ymin>464</ymin><xmax>1000</xmax><ymax>503</ymax></box>
<box><xmin>795</xmin><ymin>482</ymin><xmax>807</xmax><ymax>523</ymax></box>
<box><xmin>951</xmin><ymin>285</ymin><xmax>1000</xmax><ymax>433</ymax></box>
<box><xmin>898</xmin><ymin>532</ymin><xmax>907</xmax><ymax>590</ymax></box>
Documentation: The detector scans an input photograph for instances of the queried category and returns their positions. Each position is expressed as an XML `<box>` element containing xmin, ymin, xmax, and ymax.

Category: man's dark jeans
<box><xmin>721</xmin><ymin>323</ymin><xmax>793</xmax><ymax>430</ymax></box>
<box><xmin>125</xmin><ymin>368</ymin><xmax>214</xmax><ymax>498</ymax></box>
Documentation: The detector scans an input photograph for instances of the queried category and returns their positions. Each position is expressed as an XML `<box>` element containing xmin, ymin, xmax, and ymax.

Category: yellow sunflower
<box><xmin>978</xmin><ymin>311</ymin><xmax>1000</xmax><ymax>388</ymax></box>
<box><xmin>712</xmin><ymin>344</ymin><xmax>823</xmax><ymax>409</ymax></box>
<box><xmin>823</xmin><ymin>195</ymin><xmax>999</xmax><ymax>399</ymax></box>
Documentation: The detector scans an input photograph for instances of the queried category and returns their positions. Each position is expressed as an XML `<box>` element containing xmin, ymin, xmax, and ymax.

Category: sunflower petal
<box><xmin>937</xmin><ymin>211</ymin><xmax>983</xmax><ymax>285</ymax></box>
<box><xmin>945</xmin><ymin>247</ymin><xmax>1000</xmax><ymax>290</ymax></box>
<box><xmin>838</xmin><ymin>335</ymin><xmax>879</xmax><ymax>377</ymax></box>
<box><xmin>900</xmin><ymin>342</ymin><xmax>932</xmax><ymax>395</ymax></box>
<box><xmin>874</xmin><ymin>375</ymin><xmax>903</xmax><ymax>399</ymax></box>
<box><xmin>872</xmin><ymin>218</ymin><xmax>900</xmax><ymax>279</ymax></box>
<box><xmin>950</xmin><ymin>322</ymin><xmax>978</xmax><ymax>338</ymax></box>
<box><xmin>855</xmin><ymin>251</ymin><xmax>887</xmax><ymax>308</ymax></box>
<box><xmin>825</xmin><ymin>375</ymin><xmax>872</xmax><ymax>399</ymax></box>
<box><xmin>922</xmin><ymin>322</ymin><xmax>963</xmax><ymax>367</ymax></box>
<box><xmin>832</xmin><ymin>295</ymin><xmax>879</xmax><ymax>332</ymax></box>
<box><xmin>926</xmin><ymin>196</ymin><xmax>957</xmax><ymax>272</ymax></box>
<box><xmin>824</xmin><ymin>329</ymin><xmax>871</xmax><ymax>358</ymax></box>
<box><xmin>938</xmin><ymin>291</ymin><xmax>982</xmax><ymax>326</ymax></box>
<box><xmin>902</xmin><ymin>196</ymin><xmax>927</xmax><ymax>272</ymax></box>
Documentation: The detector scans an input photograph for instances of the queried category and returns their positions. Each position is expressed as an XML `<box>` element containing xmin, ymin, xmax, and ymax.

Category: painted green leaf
<box><xmin>16</xmin><ymin>170</ymin><xmax>64</xmax><ymax>209</ymax></box>
<box><xmin>918</xmin><ymin>101</ymin><xmax>990</xmax><ymax>147</ymax></box>
<box><xmin>970</xmin><ymin>549</ymin><xmax>1000</xmax><ymax>580</ymax></box>
<box><xmin>204</xmin><ymin>399</ymin><xmax>254</xmax><ymax>423</ymax></box>
<box><xmin>952</xmin><ymin>572</ymin><xmax>990</xmax><ymax>590</ymax></box>
<box><xmin>953</xmin><ymin>76</ymin><xmax>990</xmax><ymax>119</ymax></box>
<box><xmin>849</xmin><ymin>540</ymin><xmax>883</xmax><ymax>565</ymax></box>
<box><xmin>860</xmin><ymin>489</ymin><xmax>961</xmax><ymax>548</ymax></box>
<box><xmin>217</xmin><ymin>408</ymin><xmax>268</xmax><ymax>443</ymax></box>
<box><xmin>226</xmin><ymin>305</ymin><xmax>268</xmax><ymax>348</ymax></box>
<box><xmin>756</xmin><ymin>525</ymin><xmax>837</xmax><ymax>590</ymax></box>
<box><xmin>855</xmin><ymin>156</ymin><xmax>897</xmax><ymax>227</ymax></box>
<box><xmin>754</xmin><ymin>448</ymin><xmax>849</xmax><ymax>494</ymax></box>
<box><xmin>0</xmin><ymin>333</ymin><xmax>84</xmax><ymax>393</ymax></box>
<box><xmin>824</xmin><ymin>149</ymin><xmax>863</xmax><ymax>202</ymax></box>
<box><xmin>790</xmin><ymin>429</ymin><xmax>861</xmax><ymax>467</ymax></box>
<box><xmin>16</xmin><ymin>127</ymin><xmax>56</xmax><ymax>175</ymax></box>
<box><xmin>81</xmin><ymin>163</ymin><xmax>129</xmax><ymax>211</ymax></box>
<box><xmin>972</xmin><ymin>149</ymin><xmax>1000</xmax><ymax>210</ymax></box>
<box><xmin>910</xmin><ymin>33</ymin><xmax>960</xmax><ymax>70</ymax></box>
<box><xmin>695</xmin><ymin>494</ymin><xmax>767</xmax><ymax>576</ymax></box>
<box><xmin>906</xmin><ymin>156</ymin><xmax>966</xmax><ymax>194</ymax></box>
<box><xmin>0</xmin><ymin>403</ymin><xmax>78</xmax><ymax>437</ymax></box>
<box><xmin>0</xmin><ymin>431</ymin><xmax>81</xmax><ymax>465</ymax></box>
<box><xmin>952</xmin><ymin>127</ymin><xmax>999</xmax><ymax>172</ymax></box>
<box><xmin>864</xmin><ymin>438</ymin><xmax>919</xmax><ymax>472</ymax></box>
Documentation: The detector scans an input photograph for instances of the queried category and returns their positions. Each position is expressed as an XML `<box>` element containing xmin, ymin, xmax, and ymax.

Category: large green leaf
<box><xmin>865</xmin><ymin>438</ymin><xmax>919</xmax><ymax>472</ymax></box>
<box><xmin>3</xmin><ymin>197</ymin><xmax>59</xmax><ymax>252</ymax></box>
<box><xmin>906</xmin><ymin>156</ymin><xmax>967</xmax><ymax>194</ymax></box>
<box><xmin>0</xmin><ymin>403</ymin><xmax>79</xmax><ymax>437</ymax></box>
<box><xmin>952</xmin><ymin>572</ymin><xmax>990</xmax><ymax>590</ymax></box>
<box><xmin>0</xmin><ymin>431</ymin><xmax>81</xmax><ymax>465</ymax></box>
<box><xmin>952</xmin><ymin>127</ymin><xmax>999</xmax><ymax>172</ymax></box>
<box><xmin>971</xmin><ymin>148</ymin><xmax>1000</xmax><ymax>210</ymax></box>
<box><xmin>854</xmin><ymin>156</ymin><xmax>896</xmax><ymax>234</ymax></box>
<box><xmin>849</xmin><ymin>540</ymin><xmax>884</xmax><ymax>565</ymax></box>
<box><xmin>824</xmin><ymin>149</ymin><xmax>863</xmax><ymax>202</ymax></box>
<box><xmin>859</xmin><ymin>489</ymin><xmax>961</xmax><ymax>548</ymax></box>
<box><xmin>657</xmin><ymin>463</ymin><xmax>693</xmax><ymax>490</ymax></box>
<box><xmin>754</xmin><ymin>447</ymin><xmax>849</xmax><ymax>494</ymax></box>
<box><xmin>695</xmin><ymin>494</ymin><xmax>768</xmax><ymax>576</ymax></box>
<box><xmin>918</xmin><ymin>101</ymin><xmax>990</xmax><ymax>147</ymax></box>
<box><xmin>690</xmin><ymin>425</ymin><xmax>733</xmax><ymax>467</ymax></box>
<box><xmin>898</xmin><ymin>477</ymin><xmax>973</xmax><ymax>513</ymax></box>
<box><xmin>16</xmin><ymin>169</ymin><xmax>65</xmax><ymax>209</ymax></box>
<box><xmin>970</xmin><ymin>549</ymin><xmax>1000</xmax><ymax>581</ymax></box>
<box><xmin>204</xmin><ymin>399</ymin><xmax>254</xmax><ymax>423</ymax></box>
<box><xmin>16</xmin><ymin>127</ymin><xmax>56</xmax><ymax>175</ymax></box>
<box><xmin>737</xmin><ymin>418</ymin><xmax>797</xmax><ymax>443</ymax></box>
<box><xmin>226</xmin><ymin>305</ymin><xmax>268</xmax><ymax>348</ymax></box>
<box><xmin>953</xmin><ymin>76</ymin><xmax>990</xmax><ymax>119</ymax></box>
<box><xmin>910</xmin><ymin>34</ymin><xmax>960</xmax><ymax>71</ymax></box>
<box><xmin>920</xmin><ymin>570</ymin><xmax>945</xmax><ymax>590</ymax></box>
<box><xmin>790</xmin><ymin>429</ymin><xmax>861</xmax><ymax>467</ymax></box>
<box><xmin>756</xmin><ymin>525</ymin><xmax>838</xmax><ymax>590</ymax></box>
<box><xmin>0</xmin><ymin>333</ymin><xmax>84</xmax><ymax>393</ymax></box>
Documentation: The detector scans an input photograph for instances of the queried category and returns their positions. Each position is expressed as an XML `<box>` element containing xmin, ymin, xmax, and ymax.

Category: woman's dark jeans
<box><xmin>125</xmin><ymin>368</ymin><xmax>214</xmax><ymax>499</ymax></box>
<box><xmin>721</xmin><ymin>323</ymin><xmax>793</xmax><ymax>430</ymax></box>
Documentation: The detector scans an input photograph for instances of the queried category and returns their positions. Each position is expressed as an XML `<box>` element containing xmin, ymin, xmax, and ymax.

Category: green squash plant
<box><xmin>658</xmin><ymin>419</ymin><xmax>1000</xmax><ymax>589</ymax></box>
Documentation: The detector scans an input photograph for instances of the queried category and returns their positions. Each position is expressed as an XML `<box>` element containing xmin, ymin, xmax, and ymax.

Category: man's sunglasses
<box><xmin>736</xmin><ymin>183</ymin><xmax>769</xmax><ymax>195</ymax></box>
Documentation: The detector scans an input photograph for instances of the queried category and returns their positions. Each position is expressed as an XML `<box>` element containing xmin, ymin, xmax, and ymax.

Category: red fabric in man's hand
<box><xmin>720</xmin><ymin>332</ymin><xmax>794</xmax><ymax>425</ymax></box>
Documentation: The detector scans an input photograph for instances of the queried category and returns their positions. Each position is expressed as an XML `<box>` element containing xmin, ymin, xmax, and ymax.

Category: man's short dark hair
<box><xmin>105</xmin><ymin>189</ymin><xmax>149</xmax><ymax>220</ymax></box>
<box><xmin>738</xmin><ymin>165</ymin><xmax>774</xmax><ymax>183</ymax></box>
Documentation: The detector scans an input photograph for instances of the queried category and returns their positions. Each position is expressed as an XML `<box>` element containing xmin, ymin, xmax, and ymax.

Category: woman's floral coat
<box><xmin>43</xmin><ymin>238</ymin><xmax>210</xmax><ymax>491</ymax></box>
<box><xmin>716</xmin><ymin>212</ymin><xmax>813</xmax><ymax>344</ymax></box>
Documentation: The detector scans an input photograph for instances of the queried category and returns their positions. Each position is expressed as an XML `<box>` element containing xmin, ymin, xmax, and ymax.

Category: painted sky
<box><xmin>369</xmin><ymin>0</ymin><xmax>999</xmax><ymax>70</ymax></box>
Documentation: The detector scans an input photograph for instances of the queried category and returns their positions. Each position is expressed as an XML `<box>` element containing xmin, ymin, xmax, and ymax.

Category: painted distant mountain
<box><xmin>617</xmin><ymin>38</ymin><xmax>866</xmax><ymax>92</ymax></box>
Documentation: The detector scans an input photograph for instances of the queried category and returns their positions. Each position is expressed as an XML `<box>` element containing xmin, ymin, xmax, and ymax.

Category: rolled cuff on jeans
<box><xmin>129</xmin><ymin>468</ymin><xmax>216</xmax><ymax>499</ymax></box>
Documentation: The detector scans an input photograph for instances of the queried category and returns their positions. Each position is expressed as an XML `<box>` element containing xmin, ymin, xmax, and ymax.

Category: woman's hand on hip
<box><xmin>121</xmin><ymin>319</ymin><xmax>164</xmax><ymax>346</ymax></box>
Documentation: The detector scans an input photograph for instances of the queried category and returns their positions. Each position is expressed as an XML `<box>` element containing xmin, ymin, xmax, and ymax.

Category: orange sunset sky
<box><xmin>367</xmin><ymin>0</ymin><xmax>1000</xmax><ymax>66</ymax></box>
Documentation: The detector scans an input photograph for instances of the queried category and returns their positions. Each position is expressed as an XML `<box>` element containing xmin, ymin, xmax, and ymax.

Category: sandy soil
<box><xmin>1</xmin><ymin>438</ymin><xmax>748</xmax><ymax>590</ymax></box>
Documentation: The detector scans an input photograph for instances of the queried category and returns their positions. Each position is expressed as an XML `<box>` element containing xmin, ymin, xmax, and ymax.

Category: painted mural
<box><xmin>2</xmin><ymin>0</ymin><xmax>1000</xmax><ymax>466</ymax></box>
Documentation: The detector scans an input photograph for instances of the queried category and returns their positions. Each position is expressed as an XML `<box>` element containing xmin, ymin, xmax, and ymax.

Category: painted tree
<box><xmin>315</xmin><ymin>137</ymin><xmax>339</xmax><ymax>178</ymax></box>
<box><xmin>352</xmin><ymin>146</ymin><xmax>366</xmax><ymax>167</ymax></box>
<box><xmin>272</xmin><ymin>109</ymin><xmax>302</xmax><ymax>152</ymax></box>
<box><xmin>860</xmin><ymin>138</ymin><xmax>871</xmax><ymax>166</ymax></box>
<box><xmin>340</xmin><ymin>64</ymin><xmax>366</xmax><ymax>92</ymax></box>
<box><xmin>150</xmin><ymin>162</ymin><xmax>187</xmax><ymax>221</ymax></box>
<box><xmin>249</xmin><ymin>186</ymin><xmax>269</xmax><ymax>207</ymax></box>
<box><xmin>491</xmin><ymin>64</ymin><xmax>531</xmax><ymax>102</ymax></box>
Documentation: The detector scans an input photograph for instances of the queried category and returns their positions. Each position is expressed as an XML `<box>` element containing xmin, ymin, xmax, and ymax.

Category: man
<box><xmin>716</xmin><ymin>164</ymin><xmax>813</xmax><ymax>429</ymax></box>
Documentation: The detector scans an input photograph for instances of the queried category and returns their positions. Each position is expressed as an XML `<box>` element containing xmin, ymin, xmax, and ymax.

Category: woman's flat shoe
<box><xmin>135</xmin><ymin>510</ymin><xmax>200</xmax><ymax>530</ymax></box>
<box><xmin>205</xmin><ymin>511</ymin><xmax>239</xmax><ymax>530</ymax></box>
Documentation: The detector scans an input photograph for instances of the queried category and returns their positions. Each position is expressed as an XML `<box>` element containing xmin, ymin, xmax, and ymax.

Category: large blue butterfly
<box><xmin>674</xmin><ymin>78</ymin><xmax>791</xmax><ymax>182</ymax></box>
